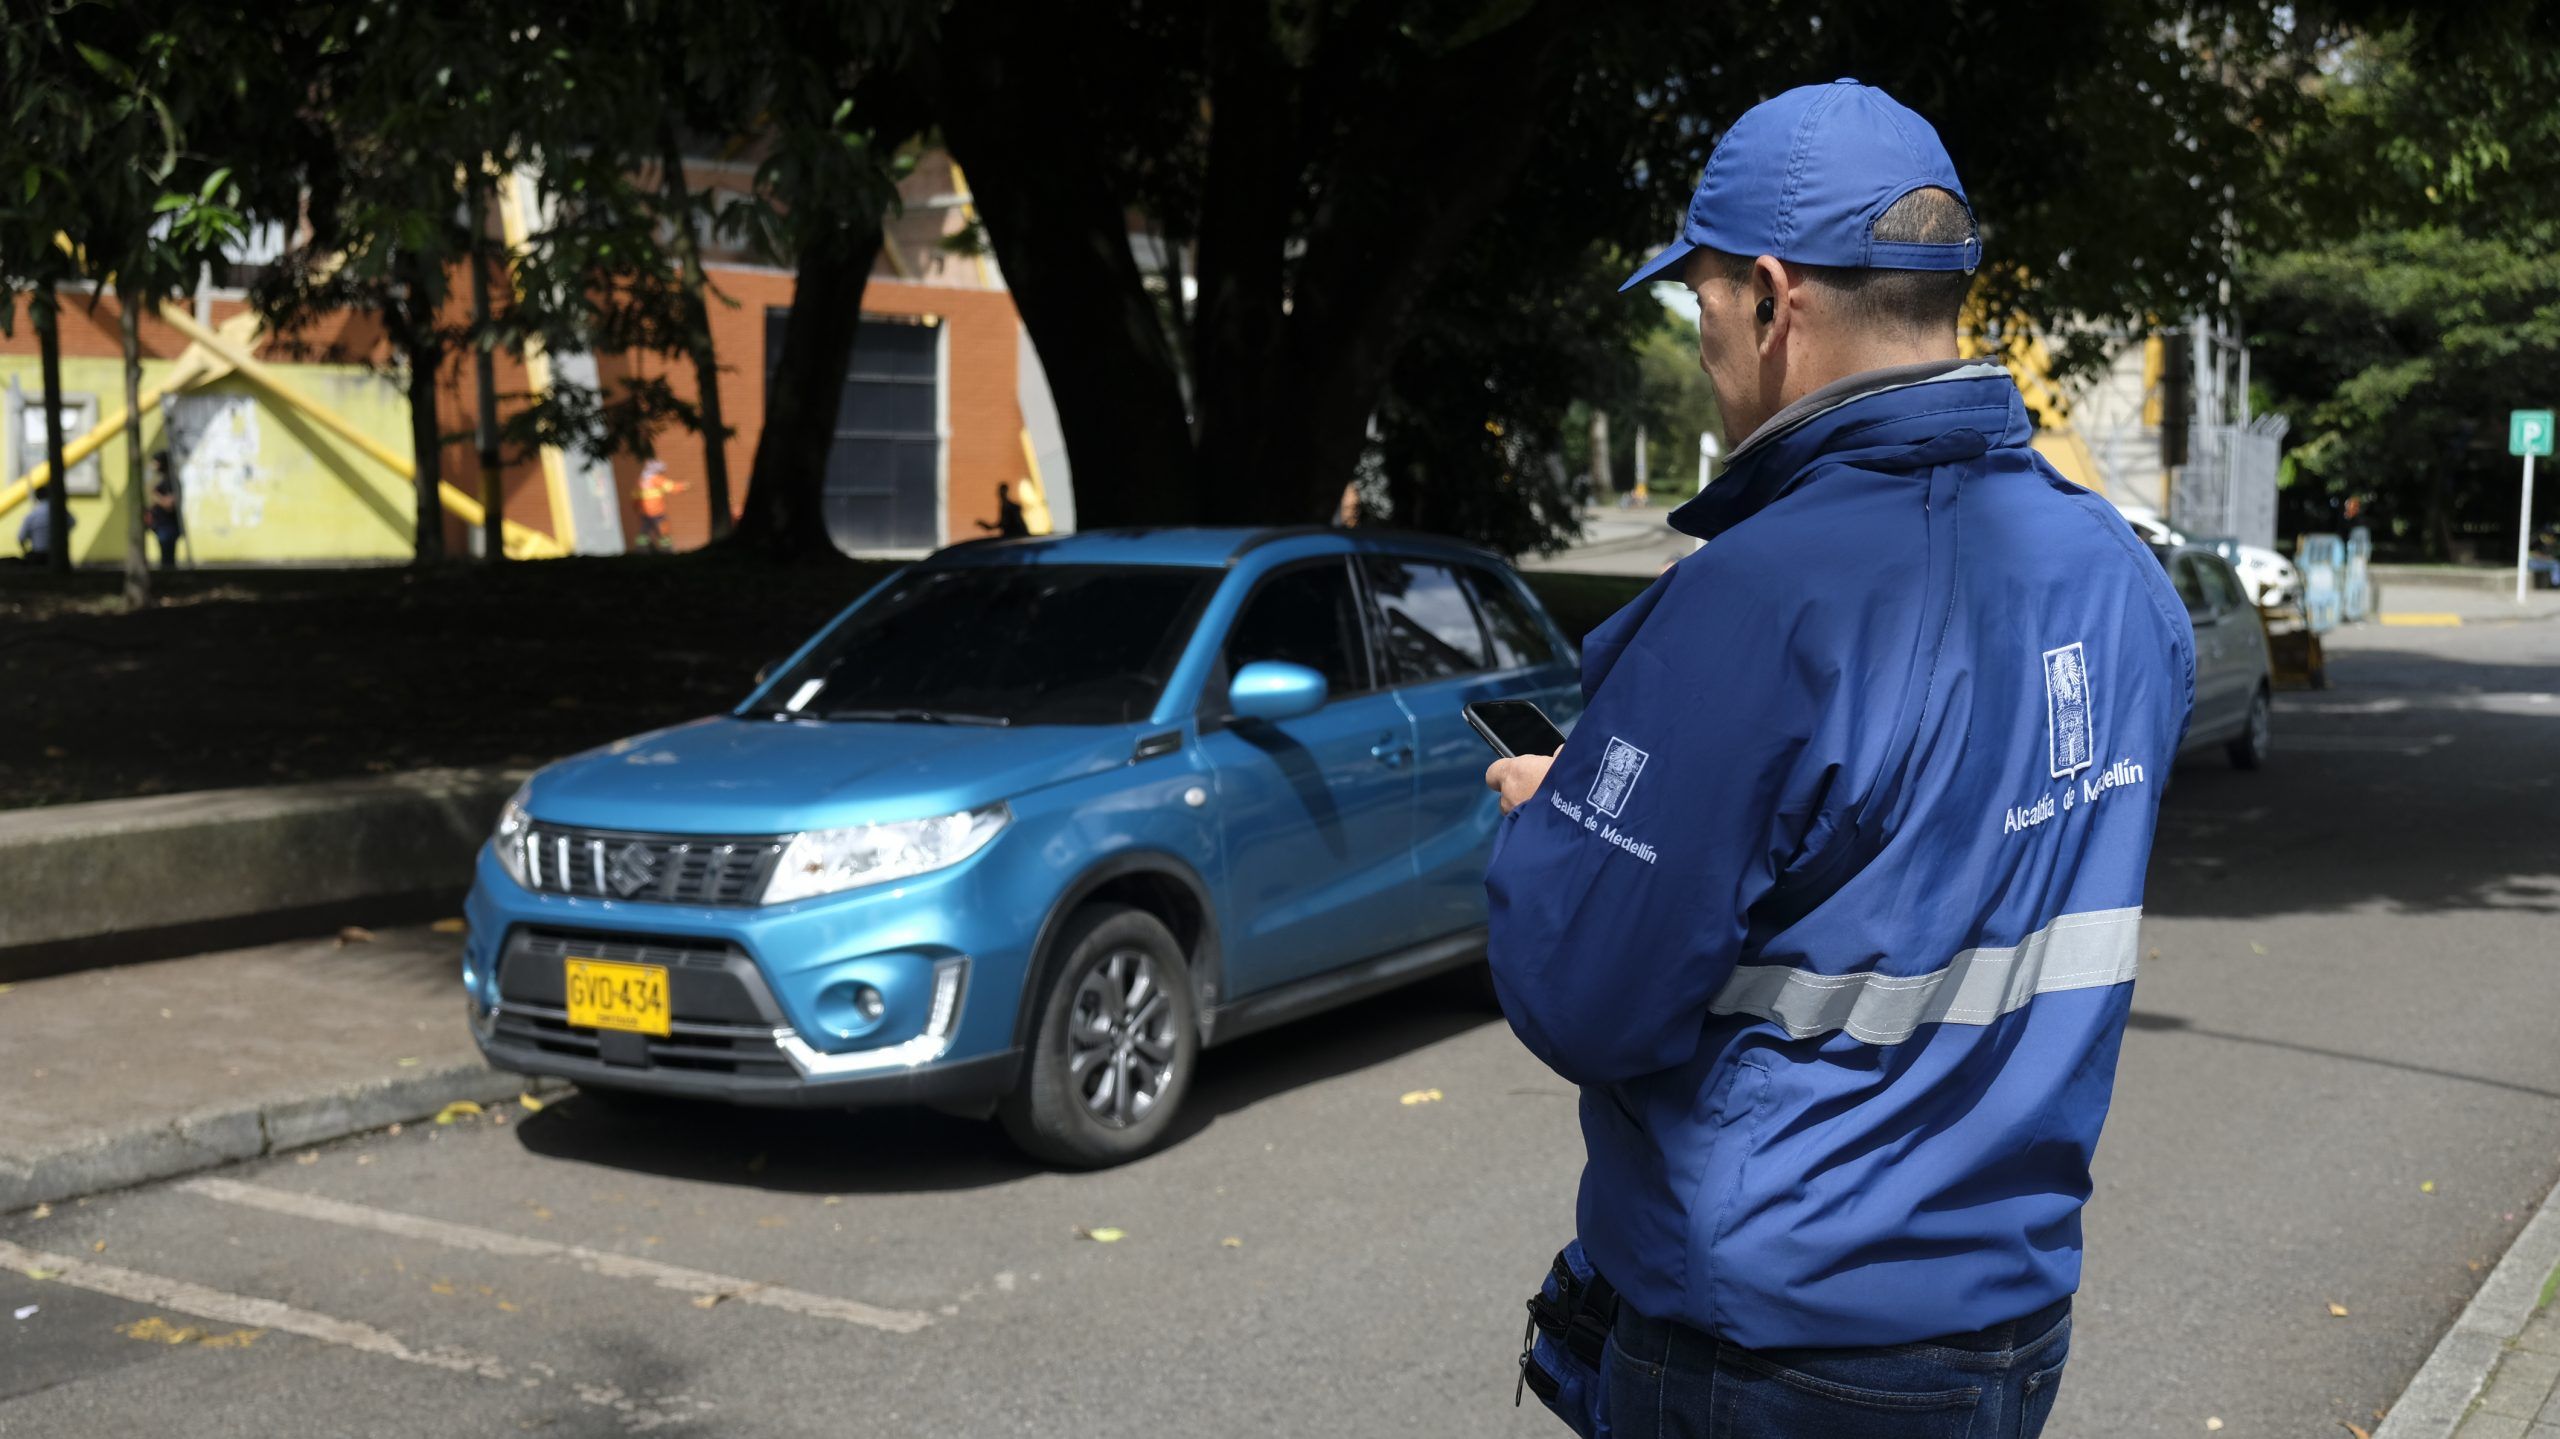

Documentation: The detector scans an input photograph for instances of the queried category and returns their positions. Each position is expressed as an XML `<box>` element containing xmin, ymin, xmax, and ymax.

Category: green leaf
<box><xmin>199</xmin><ymin>167</ymin><xmax>231</xmax><ymax>201</ymax></box>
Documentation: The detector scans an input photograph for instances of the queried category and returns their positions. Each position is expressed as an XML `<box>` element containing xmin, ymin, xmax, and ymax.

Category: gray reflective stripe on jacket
<box><xmin>1708</xmin><ymin>907</ymin><xmax>2143</xmax><ymax>1044</ymax></box>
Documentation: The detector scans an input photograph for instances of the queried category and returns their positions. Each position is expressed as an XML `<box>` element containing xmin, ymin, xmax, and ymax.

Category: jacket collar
<box><xmin>1670</xmin><ymin>361</ymin><xmax>2024</xmax><ymax>541</ymax></box>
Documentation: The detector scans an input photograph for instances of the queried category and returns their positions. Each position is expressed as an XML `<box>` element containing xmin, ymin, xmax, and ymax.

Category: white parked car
<box><xmin>2114</xmin><ymin>506</ymin><xmax>2299</xmax><ymax>610</ymax></box>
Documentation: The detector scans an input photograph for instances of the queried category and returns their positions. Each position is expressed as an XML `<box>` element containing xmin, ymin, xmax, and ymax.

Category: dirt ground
<box><xmin>2</xmin><ymin>555</ymin><xmax>1641</xmax><ymax>811</ymax></box>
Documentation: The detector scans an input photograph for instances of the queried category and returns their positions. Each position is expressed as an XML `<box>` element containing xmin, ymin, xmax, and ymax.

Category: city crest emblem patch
<box><xmin>1587</xmin><ymin>736</ymin><xmax>1650</xmax><ymax>818</ymax></box>
<box><xmin>2043</xmin><ymin>642</ymin><xmax>2095</xmax><ymax>779</ymax></box>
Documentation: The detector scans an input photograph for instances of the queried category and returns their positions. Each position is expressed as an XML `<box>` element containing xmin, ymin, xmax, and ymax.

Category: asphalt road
<box><xmin>3</xmin><ymin>607</ymin><xmax>2556</xmax><ymax>1438</ymax></box>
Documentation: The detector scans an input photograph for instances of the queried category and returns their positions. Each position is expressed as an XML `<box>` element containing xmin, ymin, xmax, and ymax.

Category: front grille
<box><xmin>519</xmin><ymin>824</ymin><xmax>784</xmax><ymax>906</ymax></box>
<box><xmin>493</xmin><ymin>929</ymin><xmax>795</xmax><ymax>1079</ymax></box>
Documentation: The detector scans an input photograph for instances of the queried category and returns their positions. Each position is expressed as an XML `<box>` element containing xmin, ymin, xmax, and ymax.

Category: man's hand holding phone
<box><xmin>1485</xmin><ymin>752</ymin><xmax>1557</xmax><ymax>815</ymax></box>
<box><xmin>1465</xmin><ymin>700</ymin><xmax>1567</xmax><ymax>816</ymax></box>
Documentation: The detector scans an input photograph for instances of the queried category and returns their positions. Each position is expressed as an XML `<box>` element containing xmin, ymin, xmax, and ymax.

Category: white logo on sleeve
<box><xmin>1587</xmin><ymin>736</ymin><xmax>1650</xmax><ymax>818</ymax></box>
<box><xmin>2043</xmin><ymin>642</ymin><xmax>2094</xmax><ymax>779</ymax></box>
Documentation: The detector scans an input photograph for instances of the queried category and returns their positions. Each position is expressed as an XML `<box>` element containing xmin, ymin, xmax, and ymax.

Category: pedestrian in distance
<box><xmin>15</xmin><ymin>480</ymin><xmax>69</xmax><ymax>565</ymax></box>
<box><xmin>146</xmin><ymin>452</ymin><xmax>184</xmax><ymax>572</ymax></box>
<box><xmin>635</xmin><ymin>458</ymin><xmax>685</xmax><ymax>553</ymax></box>
<box><xmin>1486</xmin><ymin>80</ymin><xmax>2194</xmax><ymax>1439</ymax></box>
<box><xmin>976</xmin><ymin>480</ymin><xmax>1031</xmax><ymax>539</ymax></box>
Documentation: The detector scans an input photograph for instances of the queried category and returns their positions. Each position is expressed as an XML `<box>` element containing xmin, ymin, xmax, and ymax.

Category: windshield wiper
<box><xmin>824</xmin><ymin>707</ymin><xmax>1014</xmax><ymax>727</ymax></box>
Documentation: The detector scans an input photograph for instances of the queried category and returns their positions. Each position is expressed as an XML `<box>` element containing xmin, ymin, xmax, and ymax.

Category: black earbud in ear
<box><xmin>1756</xmin><ymin>296</ymin><xmax>1775</xmax><ymax>325</ymax></box>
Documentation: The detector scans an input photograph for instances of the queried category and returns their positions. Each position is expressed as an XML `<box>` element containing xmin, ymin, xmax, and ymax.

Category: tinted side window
<box><xmin>1365</xmin><ymin>558</ymin><xmax>1489</xmax><ymax>682</ymax></box>
<box><xmin>2170</xmin><ymin>556</ymin><xmax>2212</xmax><ymax>618</ymax></box>
<box><xmin>1223</xmin><ymin>562</ymin><xmax>1369</xmax><ymax>698</ymax></box>
<box><xmin>1461</xmin><ymin>566</ymin><xmax>1556</xmax><ymax>670</ymax></box>
<box><xmin>2200</xmin><ymin>557</ymin><xmax>2249</xmax><ymax>615</ymax></box>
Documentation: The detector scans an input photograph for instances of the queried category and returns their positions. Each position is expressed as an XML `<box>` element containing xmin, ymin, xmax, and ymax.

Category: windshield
<box><xmin>751</xmin><ymin>565</ymin><xmax>1216</xmax><ymax>726</ymax></box>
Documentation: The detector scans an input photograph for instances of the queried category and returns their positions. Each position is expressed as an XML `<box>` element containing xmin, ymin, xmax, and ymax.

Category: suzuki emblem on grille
<box><xmin>607</xmin><ymin>842</ymin><xmax>660</xmax><ymax>897</ymax></box>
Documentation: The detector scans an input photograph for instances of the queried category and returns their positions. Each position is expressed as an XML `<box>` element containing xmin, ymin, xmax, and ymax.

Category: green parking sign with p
<box><xmin>2511</xmin><ymin>409</ymin><xmax>2554</xmax><ymax>457</ymax></box>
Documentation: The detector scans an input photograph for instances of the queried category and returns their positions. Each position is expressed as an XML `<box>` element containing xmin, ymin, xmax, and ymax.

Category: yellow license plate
<box><xmin>564</xmin><ymin>959</ymin><xmax>670</xmax><ymax>1037</ymax></box>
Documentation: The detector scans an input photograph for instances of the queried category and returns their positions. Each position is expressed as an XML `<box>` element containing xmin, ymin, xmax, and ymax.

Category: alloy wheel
<box><xmin>1066</xmin><ymin>949</ymin><xmax>1178</xmax><ymax>1128</ymax></box>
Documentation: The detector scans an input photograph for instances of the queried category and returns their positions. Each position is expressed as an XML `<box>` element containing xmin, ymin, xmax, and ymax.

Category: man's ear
<box><xmin>1751</xmin><ymin>254</ymin><xmax>1790</xmax><ymax>355</ymax></box>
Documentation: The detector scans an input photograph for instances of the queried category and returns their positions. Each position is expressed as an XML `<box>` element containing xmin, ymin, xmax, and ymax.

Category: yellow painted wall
<box><xmin>3</xmin><ymin>357</ymin><xmax>416</xmax><ymax>565</ymax></box>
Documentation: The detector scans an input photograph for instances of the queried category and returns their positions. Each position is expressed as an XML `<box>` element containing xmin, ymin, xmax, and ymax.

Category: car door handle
<box><xmin>1370</xmin><ymin>737</ymin><xmax>1413</xmax><ymax>768</ymax></box>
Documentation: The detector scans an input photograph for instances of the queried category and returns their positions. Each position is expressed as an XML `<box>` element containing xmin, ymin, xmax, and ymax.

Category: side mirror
<box><xmin>1228</xmin><ymin>661</ymin><xmax>1328</xmax><ymax>723</ymax></box>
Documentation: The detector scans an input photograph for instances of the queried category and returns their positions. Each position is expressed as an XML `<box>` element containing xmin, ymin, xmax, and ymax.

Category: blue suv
<box><xmin>463</xmin><ymin>527</ymin><xmax>1580</xmax><ymax>1164</ymax></box>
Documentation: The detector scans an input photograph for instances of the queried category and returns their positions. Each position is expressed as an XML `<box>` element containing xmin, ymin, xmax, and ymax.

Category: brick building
<box><xmin>0</xmin><ymin>151</ymin><xmax>1075</xmax><ymax>564</ymax></box>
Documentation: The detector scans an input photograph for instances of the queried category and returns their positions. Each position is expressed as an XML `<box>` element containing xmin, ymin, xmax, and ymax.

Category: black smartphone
<box><xmin>1464</xmin><ymin>699</ymin><xmax>1566</xmax><ymax>759</ymax></box>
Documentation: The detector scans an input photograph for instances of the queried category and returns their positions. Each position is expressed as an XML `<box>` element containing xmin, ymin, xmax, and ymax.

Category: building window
<box><xmin>765</xmin><ymin>311</ymin><xmax>944</xmax><ymax>553</ymax></box>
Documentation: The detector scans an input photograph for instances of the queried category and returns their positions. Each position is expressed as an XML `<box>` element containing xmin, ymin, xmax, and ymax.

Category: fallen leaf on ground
<box><xmin>517</xmin><ymin>1092</ymin><xmax>546</xmax><ymax>1113</ymax></box>
<box><xmin>2327</xmin><ymin>1301</ymin><xmax>2350</xmax><ymax>1317</ymax></box>
<box><xmin>433</xmin><ymin>1100</ymin><xmax>483</xmax><ymax>1125</ymax></box>
<box><xmin>295</xmin><ymin>1152</ymin><xmax>318</xmax><ymax>1165</ymax></box>
<box><xmin>2343</xmin><ymin>1422</ymin><xmax>2371</xmax><ymax>1439</ymax></box>
<box><xmin>2249</xmin><ymin>942</ymin><xmax>2268</xmax><ymax>955</ymax></box>
<box><xmin>90</xmin><ymin>1241</ymin><xmax>104</xmax><ymax>1253</ymax></box>
<box><xmin>1399</xmin><ymin>1088</ymin><xmax>1445</xmax><ymax>1106</ymax></box>
<box><xmin>1074</xmin><ymin>1226</ymin><xmax>1126</xmax><ymax>1243</ymax></box>
<box><xmin>335</xmin><ymin>926</ymin><xmax>376</xmax><ymax>946</ymax></box>
<box><xmin>355</xmin><ymin>1155</ymin><xmax>374</xmax><ymax>1166</ymax></box>
<box><xmin>2420</xmin><ymin>1180</ymin><xmax>2435</xmax><ymax>1194</ymax></box>
<box><xmin>19</xmin><ymin>1268</ymin><xmax>56</xmax><ymax>1281</ymax></box>
<box><xmin>1221</xmin><ymin>1237</ymin><xmax>1243</xmax><ymax>1248</ymax></box>
<box><xmin>12</xmin><ymin>1305</ymin><xmax>35</xmax><ymax>1320</ymax></box>
<box><xmin>2206</xmin><ymin>1420</ymin><xmax>2223</xmax><ymax>1432</ymax></box>
<box><xmin>497</xmin><ymin>1300</ymin><xmax>518</xmax><ymax>1312</ymax></box>
<box><xmin>690</xmin><ymin>1293</ymin><xmax>727</xmax><ymax>1309</ymax></box>
<box><xmin>430</xmin><ymin>1281</ymin><xmax>455</xmax><ymax>1295</ymax></box>
<box><xmin>28</xmin><ymin>1204</ymin><xmax>49</xmax><ymax>1220</ymax></box>
<box><xmin>820</xmin><ymin>1196</ymin><xmax>841</xmax><ymax>1206</ymax></box>
<box><xmin>395</xmin><ymin>1057</ymin><xmax>420</xmax><ymax>1067</ymax></box>
<box><xmin>430</xmin><ymin>918</ymin><xmax>468</xmax><ymax>934</ymax></box>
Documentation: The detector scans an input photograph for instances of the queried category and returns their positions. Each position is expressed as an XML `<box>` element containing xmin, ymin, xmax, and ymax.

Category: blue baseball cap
<box><xmin>1620</xmin><ymin>79</ymin><xmax>1979</xmax><ymax>292</ymax></box>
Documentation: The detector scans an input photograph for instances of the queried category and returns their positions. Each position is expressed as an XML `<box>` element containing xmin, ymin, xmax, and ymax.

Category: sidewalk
<box><xmin>2381</xmin><ymin>1202</ymin><xmax>2560</xmax><ymax>1439</ymax></box>
<box><xmin>0</xmin><ymin>924</ymin><xmax>551</xmax><ymax>1212</ymax></box>
<box><xmin>2375</xmin><ymin>582</ymin><xmax>2560</xmax><ymax>626</ymax></box>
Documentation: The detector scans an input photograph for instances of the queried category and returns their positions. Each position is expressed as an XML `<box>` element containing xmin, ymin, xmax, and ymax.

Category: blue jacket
<box><xmin>1487</xmin><ymin>364</ymin><xmax>2194</xmax><ymax>1351</ymax></box>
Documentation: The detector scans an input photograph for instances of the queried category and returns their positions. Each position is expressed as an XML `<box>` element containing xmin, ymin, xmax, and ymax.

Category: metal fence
<box><xmin>2171</xmin><ymin>414</ymin><xmax>2289</xmax><ymax>552</ymax></box>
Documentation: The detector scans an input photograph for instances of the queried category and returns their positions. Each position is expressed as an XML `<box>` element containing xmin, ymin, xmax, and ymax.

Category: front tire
<box><xmin>999</xmin><ymin>905</ymin><xmax>1199</xmax><ymax>1168</ymax></box>
<box><xmin>2227</xmin><ymin>685</ymin><xmax>2272</xmax><ymax>770</ymax></box>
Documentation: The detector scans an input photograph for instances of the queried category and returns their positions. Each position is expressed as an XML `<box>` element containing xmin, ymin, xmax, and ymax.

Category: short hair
<box><xmin>1701</xmin><ymin>186</ymin><xmax>1975</xmax><ymax>333</ymax></box>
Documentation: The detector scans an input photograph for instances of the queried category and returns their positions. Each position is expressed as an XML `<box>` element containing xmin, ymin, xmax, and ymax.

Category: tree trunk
<box><xmin>466</xmin><ymin>179</ymin><xmax>505</xmax><ymax>564</ymax></box>
<box><xmin>396</xmin><ymin>258</ymin><xmax>448</xmax><ymax>565</ymax></box>
<box><xmin>657</xmin><ymin>120</ymin><xmax>733</xmax><ymax>540</ymax></box>
<box><xmin>933</xmin><ymin>0</ymin><xmax>1199</xmax><ymax>529</ymax></box>
<box><xmin>118</xmin><ymin>298</ymin><xmax>148</xmax><ymax>610</ymax></box>
<box><xmin>34</xmin><ymin>297</ymin><xmax>70</xmax><ymax>575</ymax></box>
<box><xmin>1588</xmin><ymin>409</ymin><xmax>1611</xmax><ymax>497</ymax></box>
<box><xmin>733</xmin><ymin>216</ymin><xmax>879</xmax><ymax>560</ymax></box>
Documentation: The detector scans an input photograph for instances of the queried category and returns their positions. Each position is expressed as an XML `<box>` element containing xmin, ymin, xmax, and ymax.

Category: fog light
<box><xmin>852</xmin><ymin>984</ymin><xmax>885</xmax><ymax>1023</ymax></box>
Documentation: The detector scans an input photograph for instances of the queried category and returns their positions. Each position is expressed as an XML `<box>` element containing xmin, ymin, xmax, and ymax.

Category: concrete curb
<box><xmin>2376</xmin><ymin>1194</ymin><xmax>2560</xmax><ymax>1439</ymax></box>
<box><xmin>0</xmin><ymin>1062</ymin><xmax>571</xmax><ymax>1214</ymax></box>
<box><xmin>0</xmin><ymin>766</ymin><xmax>521</xmax><ymax>953</ymax></box>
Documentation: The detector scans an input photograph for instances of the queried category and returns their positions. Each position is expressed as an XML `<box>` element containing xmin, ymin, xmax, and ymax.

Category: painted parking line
<box><xmin>178</xmin><ymin>1176</ymin><xmax>934</xmax><ymax>1334</ymax></box>
<box><xmin>0</xmin><ymin>1237</ymin><xmax>506</xmax><ymax>1379</ymax></box>
<box><xmin>0</xmin><ymin>1236</ymin><xmax>719</xmax><ymax>1428</ymax></box>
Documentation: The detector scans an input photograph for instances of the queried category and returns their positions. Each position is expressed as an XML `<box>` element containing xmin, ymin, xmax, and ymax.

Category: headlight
<box><xmin>493</xmin><ymin>789</ymin><xmax>533</xmax><ymax>888</ymax></box>
<box><xmin>762</xmin><ymin>805</ymin><xmax>1009</xmax><ymax>905</ymax></box>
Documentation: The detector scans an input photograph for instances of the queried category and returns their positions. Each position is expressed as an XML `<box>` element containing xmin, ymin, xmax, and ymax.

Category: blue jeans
<box><xmin>1604</xmin><ymin>1298</ymin><xmax>2071</xmax><ymax>1438</ymax></box>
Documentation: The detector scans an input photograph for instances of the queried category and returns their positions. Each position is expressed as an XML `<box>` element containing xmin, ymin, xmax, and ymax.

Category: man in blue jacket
<box><xmin>1486</xmin><ymin>80</ymin><xmax>2194</xmax><ymax>1435</ymax></box>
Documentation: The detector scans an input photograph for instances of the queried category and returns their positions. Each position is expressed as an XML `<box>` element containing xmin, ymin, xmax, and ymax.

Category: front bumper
<box><xmin>471</xmin><ymin>1001</ymin><xmax>1020</xmax><ymax>1109</ymax></box>
<box><xmin>462</xmin><ymin>840</ymin><xmax>1037</xmax><ymax>1111</ymax></box>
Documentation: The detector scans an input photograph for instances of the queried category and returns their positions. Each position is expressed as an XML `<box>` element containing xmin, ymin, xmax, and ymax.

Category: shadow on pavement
<box><xmin>2146</xmin><ymin>632</ymin><xmax>2560</xmax><ymax>922</ymax></box>
<box><xmin>507</xmin><ymin>967</ymin><xmax>1504</xmax><ymax>1196</ymax></box>
<box><xmin>2125</xmin><ymin>1009</ymin><xmax>2560</xmax><ymax>1101</ymax></box>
